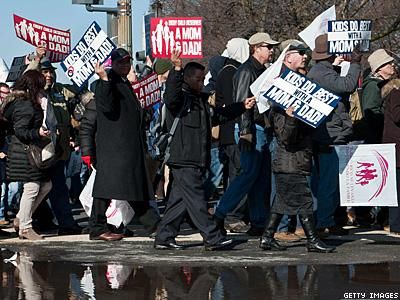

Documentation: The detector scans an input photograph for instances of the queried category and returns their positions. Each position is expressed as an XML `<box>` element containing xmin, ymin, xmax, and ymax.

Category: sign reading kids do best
<box><xmin>61</xmin><ymin>22</ymin><xmax>115</xmax><ymax>87</ymax></box>
<box><xmin>263</xmin><ymin>69</ymin><xmax>341</xmax><ymax>128</ymax></box>
<box><xmin>327</xmin><ymin>20</ymin><xmax>372</xmax><ymax>54</ymax></box>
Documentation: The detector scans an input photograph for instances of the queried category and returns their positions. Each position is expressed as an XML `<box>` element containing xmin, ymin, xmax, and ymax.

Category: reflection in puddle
<box><xmin>1</xmin><ymin>251</ymin><xmax>400</xmax><ymax>299</ymax></box>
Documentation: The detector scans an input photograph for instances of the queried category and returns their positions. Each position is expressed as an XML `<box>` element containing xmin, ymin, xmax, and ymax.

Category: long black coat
<box><xmin>2</xmin><ymin>92</ymin><xmax>49</xmax><ymax>182</ymax></box>
<box><xmin>93</xmin><ymin>70</ymin><xmax>152</xmax><ymax>202</ymax></box>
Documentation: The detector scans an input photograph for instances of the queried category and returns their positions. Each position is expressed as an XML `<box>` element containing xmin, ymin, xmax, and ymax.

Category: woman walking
<box><xmin>1</xmin><ymin>70</ymin><xmax>53</xmax><ymax>240</ymax></box>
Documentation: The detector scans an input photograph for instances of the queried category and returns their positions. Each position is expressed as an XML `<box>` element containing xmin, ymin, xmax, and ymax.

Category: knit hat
<box><xmin>368</xmin><ymin>49</ymin><xmax>394</xmax><ymax>73</ymax></box>
<box><xmin>311</xmin><ymin>34</ymin><xmax>333</xmax><ymax>61</ymax></box>
<box><xmin>153</xmin><ymin>59</ymin><xmax>173</xmax><ymax>75</ymax></box>
<box><xmin>225</xmin><ymin>38</ymin><xmax>249</xmax><ymax>64</ymax></box>
<box><xmin>248</xmin><ymin>32</ymin><xmax>280</xmax><ymax>46</ymax></box>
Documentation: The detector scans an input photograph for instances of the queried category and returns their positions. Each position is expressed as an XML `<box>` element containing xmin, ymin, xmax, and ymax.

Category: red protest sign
<box><xmin>13</xmin><ymin>14</ymin><xmax>71</xmax><ymax>63</ymax></box>
<box><xmin>150</xmin><ymin>17</ymin><xmax>202</xmax><ymax>58</ymax></box>
<box><xmin>132</xmin><ymin>73</ymin><xmax>161</xmax><ymax>109</ymax></box>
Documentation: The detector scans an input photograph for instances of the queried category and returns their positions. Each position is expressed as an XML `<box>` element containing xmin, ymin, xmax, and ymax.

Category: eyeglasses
<box><xmin>259</xmin><ymin>44</ymin><xmax>274</xmax><ymax>50</ymax></box>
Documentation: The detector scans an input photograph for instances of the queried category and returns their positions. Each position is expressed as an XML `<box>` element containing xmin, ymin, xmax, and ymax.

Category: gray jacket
<box><xmin>307</xmin><ymin>60</ymin><xmax>360</xmax><ymax>146</ymax></box>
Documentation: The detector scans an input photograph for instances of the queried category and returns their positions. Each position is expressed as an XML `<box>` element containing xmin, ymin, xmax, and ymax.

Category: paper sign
<box><xmin>336</xmin><ymin>144</ymin><xmax>397</xmax><ymax>207</ymax></box>
<box><xmin>61</xmin><ymin>22</ymin><xmax>116</xmax><ymax>87</ymax></box>
<box><xmin>328</xmin><ymin>20</ymin><xmax>372</xmax><ymax>54</ymax></box>
<box><xmin>150</xmin><ymin>17</ymin><xmax>202</xmax><ymax>58</ymax></box>
<box><xmin>298</xmin><ymin>5</ymin><xmax>336</xmax><ymax>50</ymax></box>
<box><xmin>13</xmin><ymin>14</ymin><xmax>71</xmax><ymax>63</ymax></box>
<box><xmin>132</xmin><ymin>72</ymin><xmax>161</xmax><ymax>109</ymax></box>
<box><xmin>262</xmin><ymin>68</ymin><xmax>341</xmax><ymax>128</ymax></box>
<box><xmin>6</xmin><ymin>56</ymin><xmax>27</xmax><ymax>82</ymax></box>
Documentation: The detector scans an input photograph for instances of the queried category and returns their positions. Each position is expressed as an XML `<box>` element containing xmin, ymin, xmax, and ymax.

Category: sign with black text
<box><xmin>263</xmin><ymin>69</ymin><xmax>341</xmax><ymax>128</ymax></box>
<box><xmin>61</xmin><ymin>22</ymin><xmax>115</xmax><ymax>87</ymax></box>
<box><xmin>327</xmin><ymin>20</ymin><xmax>372</xmax><ymax>54</ymax></box>
<box><xmin>6</xmin><ymin>56</ymin><xmax>27</xmax><ymax>82</ymax></box>
<box><xmin>132</xmin><ymin>72</ymin><xmax>161</xmax><ymax>109</ymax></box>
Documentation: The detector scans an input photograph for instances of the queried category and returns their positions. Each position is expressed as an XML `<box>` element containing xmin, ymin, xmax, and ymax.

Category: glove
<box><xmin>81</xmin><ymin>155</ymin><xmax>95</xmax><ymax>168</ymax></box>
<box><xmin>238</xmin><ymin>134</ymin><xmax>254</xmax><ymax>152</ymax></box>
<box><xmin>351</xmin><ymin>43</ymin><xmax>362</xmax><ymax>64</ymax></box>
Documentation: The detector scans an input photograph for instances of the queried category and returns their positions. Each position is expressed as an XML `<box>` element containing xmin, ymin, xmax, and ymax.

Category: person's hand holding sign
<box><xmin>285</xmin><ymin>106</ymin><xmax>295</xmax><ymax>117</ymax></box>
<box><xmin>95</xmin><ymin>61</ymin><xmax>108</xmax><ymax>81</ymax></box>
<box><xmin>35</xmin><ymin>46</ymin><xmax>46</xmax><ymax>60</ymax></box>
<box><xmin>171</xmin><ymin>49</ymin><xmax>182</xmax><ymax>71</ymax></box>
<box><xmin>243</xmin><ymin>96</ymin><xmax>256</xmax><ymax>109</ymax></box>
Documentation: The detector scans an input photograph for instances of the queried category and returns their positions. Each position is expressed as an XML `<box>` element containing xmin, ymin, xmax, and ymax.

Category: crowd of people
<box><xmin>0</xmin><ymin>31</ymin><xmax>399</xmax><ymax>254</ymax></box>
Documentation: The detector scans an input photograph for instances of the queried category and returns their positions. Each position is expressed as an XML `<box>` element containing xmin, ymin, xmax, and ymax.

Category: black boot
<box><xmin>299</xmin><ymin>215</ymin><xmax>336</xmax><ymax>253</ymax></box>
<box><xmin>214</xmin><ymin>215</ymin><xmax>227</xmax><ymax>236</ymax></box>
<box><xmin>259</xmin><ymin>213</ymin><xmax>287</xmax><ymax>251</ymax></box>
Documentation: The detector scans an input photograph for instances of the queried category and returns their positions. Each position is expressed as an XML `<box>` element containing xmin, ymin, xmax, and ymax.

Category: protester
<box><xmin>381</xmin><ymin>76</ymin><xmax>400</xmax><ymax>236</ymax></box>
<box><xmin>260</xmin><ymin>41</ymin><xmax>335</xmax><ymax>253</ymax></box>
<box><xmin>1</xmin><ymin>70</ymin><xmax>52</xmax><ymax>240</ymax></box>
<box><xmin>154</xmin><ymin>50</ymin><xmax>255</xmax><ymax>250</ymax></box>
<box><xmin>214</xmin><ymin>32</ymin><xmax>280</xmax><ymax>236</ymax></box>
<box><xmin>91</xmin><ymin>48</ymin><xmax>160</xmax><ymax>241</ymax></box>
<box><xmin>26</xmin><ymin>47</ymin><xmax>82</xmax><ymax>235</ymax></box>
<box><xmin>362</xmin><ymin>49</ymin><xmax>395</xmax><ymax>144</ymax></box>
<box><xmin>307</xmin><ymin>34</ymin><xmax>361</xmax><ymax>236</ymax></box>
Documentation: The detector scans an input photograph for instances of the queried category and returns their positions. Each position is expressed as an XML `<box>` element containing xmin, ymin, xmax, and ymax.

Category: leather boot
<box><xmin>214</xmin><ymin>215</ymin><xmax>227</xmax><ymax>236</ymax></box>
<box><xmin>259</xmin><ymin>213</ymin><xmax>286</xmax><ymax>251</ymax></box>
<box><xmin>19</xmin><ymin>228</ymin><xmax>44</xmax><ymax>240</ymax></box>
<box><xmin>299</xmin><ymin>215</ymin><xmax>335</xmax><ymax>253</ymax></box>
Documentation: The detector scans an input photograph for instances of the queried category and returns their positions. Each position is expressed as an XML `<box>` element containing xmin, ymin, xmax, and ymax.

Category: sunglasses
<box><xmin>288</xmin><ymin>50</ymin><xmax>307</xmax><ymax>56</ymax></box>
<box><xmin>259</xmin><ymin>44</ymin><xmax>274</xmax><ymax>50</ymax></box>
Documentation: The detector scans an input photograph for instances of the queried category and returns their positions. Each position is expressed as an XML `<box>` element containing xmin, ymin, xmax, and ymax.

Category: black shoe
<box><xmin>307</xmin><ymin>238</ymin><xmax>336</xmax><ymax>253</ymax></box>
<box><xmin>246</xmin><ymin>226</ymin><xmax>264</xmax><ymax>236</ymax></box>
<box><xmin>58</xmin><ymin>225</ymin><xmax>83</xmax><ymax>235</ymax></box>
<box><xmin>154</xmin><ymin>241</ymin><xmax>185</xmax><ymax>250</ymax></box>
<box><xmin>204</xmin><ymin>238</ymin><xmax>233</xmax><ymax>251</ymax></box>
<box><xmin>259</xmin><ymin>236</ymin><xmax>287</xmax><ymax>251</ymax></box>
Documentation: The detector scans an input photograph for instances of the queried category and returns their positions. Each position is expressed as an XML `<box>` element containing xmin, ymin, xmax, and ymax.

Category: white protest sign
<box><xmin>336</xmin><ymin>144</ymin><xmax>397</xmax><ymax>207</ymax></box>
<box><xmin>79</xmin><ymin>169</ymin><xmax>135</xmax><ymax>227</ymax></box>
<box><xmin>298</xmin><ymin>5</ymin><xmax>336</xmax><ymax>50</ymax></box>
<box><xmin>328</xmin><ymin>20</ymin><xmax>372</xmax><ymax>54</ymax></box>
<box><xmin>250</xmin><ymin>45</ymin><xmax>289</xmax><ymax>114</ymax></box>
<box><xmin>61</xmin><ymin>22</ymin><xmax>116</xmax><ymax>87</ymax></box>
<box><xmin>262</xmin><ymin>68</ymin><xmax>340</xmax><ymax>127</ymax></box>
<box><xmin>0</xmin><ymin>58</ymin><xmax>9</xmax><ymax>82</ymax></box>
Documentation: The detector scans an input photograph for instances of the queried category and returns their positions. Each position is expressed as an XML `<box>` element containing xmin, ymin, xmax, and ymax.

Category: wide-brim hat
<box><xmin>312</xmin><ymin>34</ymin><xmax>333</xmax><ymax>61</ymax></box>
<box><xmin>40</xmin><ymin>57</ymin><xmax>56</xmax><ymax>70</ymax></box>
<box><xmin>368</xmin><ymin>49</ymin><xmax>394</xmax><ymax>73</ymax></box>
<box><xmin>248</xmin><ymin>32</ymin><xmax>280</xmax><ymax>46</ymax></box>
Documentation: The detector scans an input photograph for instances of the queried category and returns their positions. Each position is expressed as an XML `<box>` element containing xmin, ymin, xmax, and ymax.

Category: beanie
<box><xmin>154</xmin><ymin>59</ymin><xmax>173</xmax><ymax>75</ymax></box>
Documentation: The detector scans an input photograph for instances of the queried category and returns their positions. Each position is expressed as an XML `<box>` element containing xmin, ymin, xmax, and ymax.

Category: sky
<box><xmin>0</xmin><ymin>0</ymin><xmax>151</xmax><ymax>83</ymax></box>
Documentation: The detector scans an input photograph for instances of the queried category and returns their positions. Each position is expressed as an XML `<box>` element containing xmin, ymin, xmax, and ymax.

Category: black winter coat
<box><xmin>215</xmin><ymin>58</ymin><xmax>241</xmax><ymax>146</ymax></box>
<box><xmin>3</xmin><ymin>93</ymin><xmax>50</xmax><ymax>182</ymax></box>
<box><xmin>93</xmin><ymin>70</ymin><xmax>153</xmax><ymax>202</ymax></box>
<box><xmin>232</xmin><ymin>56</ymin><xmax>266</xmax><ymax>136</ymax></box>
<box><xmin>165</xmin><ymin>69</ymin><xmax>246</xmax><ymax>169</ymax></box>
<box><xmin>79</xmin><ymin>98</ymin><xmax>97</xmax><ymax>157</ymax></box>
<box><xmin>271</xmin><ymin>106</ymin><xmax>313</xmax><ymax>175</ymax></box>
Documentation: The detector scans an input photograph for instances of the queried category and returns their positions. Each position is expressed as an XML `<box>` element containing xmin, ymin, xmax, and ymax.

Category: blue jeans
<box><xmin>7</xmin><ymin>181</ymin><xmax>22</xmax><ymax>213</ymax></box>
<box><xmin>0</xmin><ymin>182</ymin><xmax>8</xmax><ymax>220</ymax></box>
<box><xmin>48</xmin><ymin>160</ymin><xmax>77</xmax><ymax>228</ymax></box>
<box><xmin>215</xmin><ymin>125</ymin><xmax>270</xmax><ymax>229</ymax></box>
<box><xmin>204</xmin><ymin>146</ymin><xmax>225</xmax><ymax>199</ymax></box>
<box><xmin>314</xmin><ymin>150</ymin><xmax>340</xmax><ymax>229</ymax></box>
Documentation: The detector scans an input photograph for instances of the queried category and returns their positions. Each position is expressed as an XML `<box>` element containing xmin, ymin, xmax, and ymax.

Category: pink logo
<box><xmin>355</xmin><ymin>151</ymin><xmax>389</xmax><ymax>202</ymax></box>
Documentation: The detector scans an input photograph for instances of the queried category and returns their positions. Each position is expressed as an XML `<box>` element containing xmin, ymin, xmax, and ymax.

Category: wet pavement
<box><xmin>0</xmin><ymin>225</ymin><xmax>400</xmax><ymax>299</ymax></box>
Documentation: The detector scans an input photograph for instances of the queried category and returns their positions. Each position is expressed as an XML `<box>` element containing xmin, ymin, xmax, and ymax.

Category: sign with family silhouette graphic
<box><xmin>336</xmin><ymin>144</ymin><xmax>397</xmax><ymax>207</ymax></box>
<box><xmin>13</xmin><ymin>14</ymin><xmax>71</xmax><ymax>63</ymax></box>
<box><xmin>132</xmin><ymin>72</ymin><xmax>161</xmax><ymax>109</ymax></box>
<box><xmin>150</xmin><ymin>17</ymin><xmax>202</xmax><ymax>58</ymax></box>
